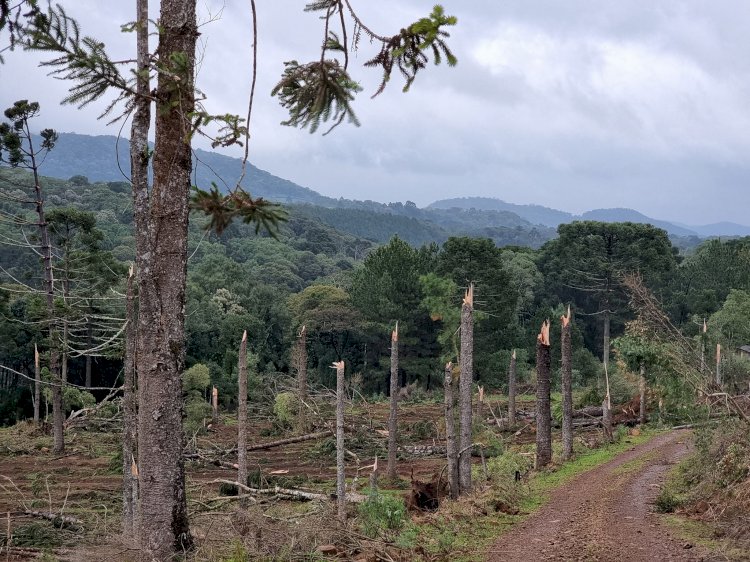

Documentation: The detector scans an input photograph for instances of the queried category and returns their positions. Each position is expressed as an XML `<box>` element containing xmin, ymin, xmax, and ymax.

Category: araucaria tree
<box><xmin>0</xmin><ymin>100</ymin><xmax>64</xmax><ymax>453</ymax></box>
<box><xmin>2</xmin><ymin>1</ymin><xmax>457</xmax><ymax>558</ymax></box>
<box><xmin>535</xmin><ymin>320</ymin><xmax>552</xmax><ymax>468</ymax></box>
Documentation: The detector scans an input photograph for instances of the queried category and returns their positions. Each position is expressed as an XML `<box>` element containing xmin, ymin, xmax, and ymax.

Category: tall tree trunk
<box><xmin>458</xmin><ymin>285</ymin><xmax>474</xmax><ymax>494</ymax></box>
<box><xmin>444</xmin><ymin>362</ymin><xmax>458</xmax><ymax>500</ymax></box>
<box><xmin>296</xmin><ymin>325</ymin><xmax>307</xmax><ymax>401</ymax></box>
<box><xmin>135</xmin><ymin>0</ymin><xmax>196</xmax><ymax>557</ymax></box>
<box><xmin>700</xmin><ymin>318</ymin><xmax>706</xmax><ymax>373</ymax></box>
<box><xmin>122</xmin><ymin>265</ymin><xmax>138</xmax><ymax>536</ymax></box>
<box><xmin>561</xmin><ymin>307</ymin><xmax>573</xmax><ymax>461</ymax></box>
<box><xmin>639</xmin><ymin>363</ymin><xmax>647</xmax><ymax>425</ymax></box>
<box><xmin>296</xmin><ymin>325</ymin><xmax>307</xmax><ymax>430</ymax></box>
<box><xmin>602</xmin><ymin>309</ymin><xmax>611</xmax><ymax>372</ymax></box>
<box><xmin>602</xmin><ymin>365</ymin><xmax>613</xmax><ymax>442</ymax></box>
<box><xmin>238</xmin><ymin>331</ymin><xmax>248</xmax><ymax>509</ymax></box>
<box><xmin>28</xmin><ymin>124</ymin><xmax>63</xmax><ymax>454</ymax></box>
<box><xmin>33</xmin><ymin>343</ymin><xmax>40</xmax><ymax>424</ymax></box>
<box><xmin>211</xmin><ymin>387</ymin><xmax>219</xmax><ymax>426</ymax></box>
<box><xmin>535</xmin><ymin>320</ymin><xmax>552</xmax><ymax>469</ymax></box>
<box><xmin>85</xmin><ymin>326</ymin><xmax>93</xmax><ymax>388</ymax></box>
<box><xmin>333</xmin><ymin>360</ymin><xmax>346</xmax><ymax>522</ymax></box>
<box><xmin>508</xmin><ymin>349</ymin><xmax>517</xmax><ymax>427</ymax></box>
<box><xmin>715</xmin><ymin>343</ymin><xmax>722</xmax><ymax>387</ymax></box>
<box><xmin>387</xmin><ymin>322</ymin><xmax>399</xmax><ymax>481</ymax></box>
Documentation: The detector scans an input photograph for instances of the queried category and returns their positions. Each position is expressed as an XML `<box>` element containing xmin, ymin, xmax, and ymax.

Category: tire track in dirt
<box><xmin>487</xmin><ymin>430</ymin><xmax>704</xmax><ymax>562</ymax></box>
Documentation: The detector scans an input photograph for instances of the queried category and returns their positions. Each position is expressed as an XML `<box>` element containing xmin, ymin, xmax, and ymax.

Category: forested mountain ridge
<box><xmin>28</xmin><ymin>134</ymin><xmax>557</xmax><ymax>248</ymax></box>
<box><xmin>429</xmin><ymin>196</ymin><xmax>750</xmax><ymax>238</ymax></box>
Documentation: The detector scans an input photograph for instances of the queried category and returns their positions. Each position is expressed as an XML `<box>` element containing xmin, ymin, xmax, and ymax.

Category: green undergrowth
<box><xmin>396</xmin><ymin>428</ymin><xmax>658</xmax><ymax>561</ymax></box>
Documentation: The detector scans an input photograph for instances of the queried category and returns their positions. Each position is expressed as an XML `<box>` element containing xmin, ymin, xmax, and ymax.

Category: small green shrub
<box><xmin>273</xmin><ymin>391</ymin><xmax>299</xmax><ymax>428</ymax></box>
<box><xmin>654</xmin><ymin>486</ymin><xmax>682</xmax><ymax>513</ymax></box>
<box><xmin>184</xmin><ymin>399</ymin><xmax>211</xmax><ymax>436</ymax></box>
<box><xmin>357</xmin><ymin>493</ymin><xmax>407</xmax><ymax>538</ymax></box>
<box><xmin>410</xmin><ymin>419</ymin><xmax>433</xmax><ymax>440</ymax></box>
<box><xmin>484</xmin><ymin>451</ymin><xmax>531</xmax><ymax>513</ymax></box>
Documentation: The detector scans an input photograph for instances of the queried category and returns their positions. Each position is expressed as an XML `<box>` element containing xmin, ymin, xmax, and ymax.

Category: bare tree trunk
<box><xmin>639</xmin><ymin>362</ymin><xmax>647</xmax><ymax>425</ymax></box>
<box><xmin>33</xmin><ymin>343</ymin><xmax>40</xmax><ymax>424</ymax></box>
<box><xmin>443</xmin><ymin>362</ymin><xmax>458</xmax><ymax>500</ymax></box>
<box><xmin>122</xmin><ymin>265</ymin><xmax>138</xmax><ymax>536</ymax></box>
<box><xmin>535</xmin><ymin>320</ymin><xmax>552</xmax><ymax>469</ymax></box>
<box><xmin>296</xmin><ymin>325</ymin><xmax>307</xmax><ymax>401</ymax></box>
<box><xmin>369</xmin><ymin>457</ymin><xmax>379</xmax><ymax>495</ymax></box>
<box><xmin>135</xmin><ymin>0</ymin><xmax>196</xmax><ymax>557</ymax></box>
<box><xmin>387</xmin><ymin>322</ymin><xmax>399</xmax><ymax>481</ymax></box>
<box><xmin>715</xmin><ymin>343</ymin><xmax>722</xmax><ymax>387</ymax></box>
<box><xmin>700</xmin><ymin>318</ymin><xmax>706</xmax><ymax>374</ymax></box>
<box><xmin>602</xmin><ymin>309</ymin><xmax>611</xmax><ymax>372</ymax></box>
<box><xmin>602</xmin><ymin>365</ymin><xmax>613</xmax><ymax>442</ymax></box>
<box><xmin>85</xmin><ymin>325</ymin><xmax>93</xmax><ymax>388</ymax></box>
<box><xmin>61</xmin><ymin>324</ymin><xmax>68</xmax><ymax>384</ymax></box>
<box><xmin>477</xmin><ymin>386</ymin><xmax>484</xmax><ymax>422</ymax></box>
<box><xmin>238</xmin><ymin>331</ymin><xmax>248</xmax><ymax>509</ymax></box>
<box><xmin>561</xmin><ymin>307</ymin><xmax>573</xmax><ymax>461</ymax></box>
<box><xmin>458</xmin><ymin>285</ymin><xmax>474</xmax><ymax>494</ymax></box>
<box><xmin>508</xmin><ymin>349</ymin><xmax>517</xmax><ymax>427</ymax></box>
<box><xmin>211</xmin><ymin>387</ymin><xmax>219</xmax><ymax>426</ymax></box>
<box><xmin>333</xmin><ymin>360</ymin><xmax>346</xmax><ymax>522</ymax></box>
<box><xmin>602</xmin><ymin>398</ymin><xmax>613</xmax><ymax>442</ymax></box>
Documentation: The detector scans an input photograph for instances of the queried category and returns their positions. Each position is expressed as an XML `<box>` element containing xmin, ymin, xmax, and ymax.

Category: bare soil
<box><xmin>487</xmin><ymin>430</ymin><xmax>705</xmax><ymax>562</ymax></box>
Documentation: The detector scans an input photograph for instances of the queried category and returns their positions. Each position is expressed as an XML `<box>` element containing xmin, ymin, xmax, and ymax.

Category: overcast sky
<box><xmin>2</xmin><ymin>1</ymin><xmax>749</xmax><ymax>225</ymax></box>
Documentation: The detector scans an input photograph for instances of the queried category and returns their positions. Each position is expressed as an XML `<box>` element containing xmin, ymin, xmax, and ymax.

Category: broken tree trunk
<box><xmin>369</xmin><ymin>457</ymin><xmax>379</xmax><ymax>495</ymax></box>
<box><xmin>238</xmin><ymin>331</ymin><xmax>248</xmax><ymax>509</ymax></box>
<box><xmin>333</xmin><ymin>360</ymin><xmax>346</xmax><ymax>522</ymax></box>
<box><xmin>33</xmin><ymin>343</ymin><xmax>40</xmax><ymax>424</ymax></box>
<box><xmin>639</xmin><ymin>362</ymin><xmax>647</xmax><ymax>425</ymax></box>
<box><xmin>443</xmin><ymin>362</ymin><xmax>459</xmax><ymax>500</ymax></box>
<box><xmin>508</xmin><ymin>349</ymin><xmax>517</xmax><ymax>427</ymax></box>
<box><xmin>458</xmin><ymin>285</ymin><xmax>474</xmax><ymax>495</ymax></box>
<box><xmin>700</xmin><ymin>318</ymin><xmax>707</xmax><ymax>373</ymax></box>
<box><xmin>297</xmin><ymin>325</ymin><xmax>307</xmax><ymax>401</ymax></box>
<box><xmin>602</xmin><ymin>364</ymin><xmax>613</xmax><ymax>442</ymax></box>
<box><xmin>211</xmin><ymin>386</ymin><xmax>219</xmax><ymax>426</ymax></box>
<box><xmin>561</xmin><ymin>306</ymin><xmax>573</xmax><ymax>461</ymax></box>
<box><xmin>716</xmin><ymin>343</ymin><xmax>722</xmax><ymax>387</ymax></box>
<box><xmin>122</xmin><ymin>265</ymin><xmax>137</xmax><ymax>536</ymax></box>
<box><xmin>535</xmin><ymin>320</ymin><xmax>552</xmax><ymax>469</ymax></box>
<box><xmin>477</xmin><ymin>386</ymin><xmax>484</xmax><ymax>422</ymax></box>
<box><xmin>387</xmin><ymin>322</ymin><xmax>399</xmax><ymax>481</ymax></box>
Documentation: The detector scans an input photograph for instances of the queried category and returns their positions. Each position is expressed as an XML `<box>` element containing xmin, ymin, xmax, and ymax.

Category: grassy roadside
<box><xmin>393</xmin><ymin>428</ymin><xmax>659</xmax><ymax>561</ymax></box>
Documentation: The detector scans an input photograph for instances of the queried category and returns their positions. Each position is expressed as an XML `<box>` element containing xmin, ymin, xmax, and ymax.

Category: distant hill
<box><xmin>37</xmin><ymin>133</ymin><xmax>337</xmax><ymax>207</ymax></box>
<box><xmin>429</xmin><ymin>197</ymin><xmax>750</xmax><ymax>238</ymax></box>
<box><xmin>426</xmin><ymin>196</ymin><xmax>573</xmax><ymax>227</ymax></box>
<box><xmin>26</xmin><ymin>133</ymin><xmax>744</xmax><ymax>247</ymax></box>
<box><xmin>685</xmin><ymin>222</ymin><xmax>750</xmax><ymax>237</ymax></box>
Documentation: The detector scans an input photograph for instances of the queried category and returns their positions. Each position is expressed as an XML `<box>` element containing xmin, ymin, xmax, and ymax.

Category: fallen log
<box><xmin>24</xmin><ymin>510</ymin><xmax>82</xmax><ymax>531</ymax></box>
<box><xmin>398</xmin><ymin>444</ymin><xmax>447</xmax><ymax>457</ymax></box>
<box><xmin>573</xmin><ymin>406</ymin><xmax>603</xmax><ymax>418</ymax></box>
<box><xmin>211</xmin><ymin>479</ymin><xmax>366</xmax><ymax>504</ymax></box>
<box><xmin>200</xmin><ymin>429</ymin><xmax>333</xmax><ymax>457</ymax></box>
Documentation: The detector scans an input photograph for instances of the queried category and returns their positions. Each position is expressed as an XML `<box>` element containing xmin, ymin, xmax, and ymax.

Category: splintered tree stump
<box><xmin>535</xmin><ymin>320</ymin><xmax>552</xmax><ymax>469</ymax></box>
<box><xmin>458</xmin><ymin>284</ymin><xmax>474</xmax><ymax>495</ymax></box>
<box><xmin>508</xmin><ymin>349</ymin><xmax>517</xmax><ymax>426</ymax></box>
<box><xmin>561</xmin><ymin>306</ymin><xmax>573</xmax><ymax>461</ymax></box>
<box><xmin>238</xmin><ymin>331</ymin><xmax>249</xmax><ymax>509</ymax></box>
<box><xmin>387</xmin><ymin>322</ymin><xmax>399</xmax><ymax>480</ymax></box>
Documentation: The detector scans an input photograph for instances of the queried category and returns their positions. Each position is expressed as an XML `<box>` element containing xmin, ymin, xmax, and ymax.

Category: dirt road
<box><xmin>487</xmin><ymin>430</ymin><xmax>704</xmax><ymax>562</ymax></box>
